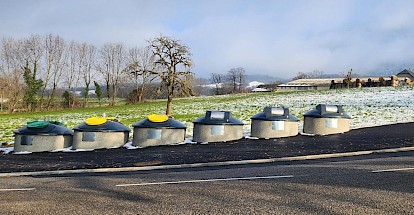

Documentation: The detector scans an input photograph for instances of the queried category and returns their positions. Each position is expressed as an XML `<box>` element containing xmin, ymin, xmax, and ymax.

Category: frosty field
<box><xmin>0</xmin><ymin>86</ymin><xmax>413</xmax><ymax>145</ymax></box>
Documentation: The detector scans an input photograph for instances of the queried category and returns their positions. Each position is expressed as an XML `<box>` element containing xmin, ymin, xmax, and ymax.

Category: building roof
<box><xmin>252</xmin><ymin>87</ymin><xmax>271</xmax><ymax>92</ymax></box>
<box><xmin>397</xmin><ymin>69</ymin><xmax>414</xmax><ymax>78</ymax></box>
<box><xmin>286</xmin><ymin>77</ymin><xmax>391</xmax><ymax>86</ymax></box>
<box><xmin>278</xmin><ymin>84</ymin><xmax>315</xmax><ymax>87</ymax></box>
<box><xmin>288</xmin><ymin>78</ymin><xmax>343</xmax><ymax>86</ymax></box>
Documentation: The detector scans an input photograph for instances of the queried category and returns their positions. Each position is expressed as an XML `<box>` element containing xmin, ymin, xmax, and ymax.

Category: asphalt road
<box><xmin>1</xmin><ymin>122</ymin><xmax>413</xmax><ymax>173</ymax></box>
<box><xmin>0</xmin><ymin>152</ymin><xmax>413</xmax><ymax>215</ymax></box>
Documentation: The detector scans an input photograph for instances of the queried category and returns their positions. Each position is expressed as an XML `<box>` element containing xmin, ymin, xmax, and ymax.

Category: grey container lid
<box><xmin>15</xmin><ymin>121</ymin><xmax>73</xmax><ymax>136</ymax></box>
<box><xmin>193</xmin><ymin>111</ymin><xmax>244</xmax><ymax>125</ymax></box>
<box><xmin>303</xmin><ymin>104</ymin><xmax>352</xmax><ymax>119</ymax></box>
<box><xmin>133</xmin><ymin>117</ymin><xmax>186</xmax><ymax>129</ymax></box>
<box><xmin>73</xmin><ymin>120</ymin><xmax>131</xmax><ymax>132</ymax></box>
<box><xmin>251</xmin><ymin>107</ymin><xmax>299</xmax><ymax>121</ymax></box>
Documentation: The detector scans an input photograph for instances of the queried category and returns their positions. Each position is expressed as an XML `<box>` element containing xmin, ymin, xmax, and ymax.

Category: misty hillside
<box><xmin>244</xmin><ymin>74</ymin><xmax>287</xmax><ymax>84</ymax></box>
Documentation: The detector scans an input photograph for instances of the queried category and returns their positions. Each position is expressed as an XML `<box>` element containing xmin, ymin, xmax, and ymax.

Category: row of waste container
<box><xmin>13</xmin><ymin>104</ymin><xmax>352</xmax><ymax>153</ymax></box>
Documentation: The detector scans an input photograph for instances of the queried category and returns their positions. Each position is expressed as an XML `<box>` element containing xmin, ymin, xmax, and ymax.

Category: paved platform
<box><xmin>0</xmin><ymin>123</ymin><xmax>413</xmax><ymax>174</ymax></box>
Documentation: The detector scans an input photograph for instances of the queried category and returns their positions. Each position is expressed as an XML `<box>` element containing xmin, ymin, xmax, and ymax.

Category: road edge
<box><xmin>1</xmin><ymin>146</ymin><xmax>413</xmax><ymax>177</ymax></box>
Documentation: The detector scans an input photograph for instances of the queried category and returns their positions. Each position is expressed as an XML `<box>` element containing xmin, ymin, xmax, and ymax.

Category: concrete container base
<box><xmin>303</xmin><ymin>117</ymin><xmax>350</xmax><ymax>135</ymax></box>
<box><xmin>72</xmin><ymin>131</ymin><xmax>129</xmax><ymax>149</ymax></box>
<box><xmin>132</xmin><ymin>128</ymin><xmax>185</xmax><ymax>147</ymax></box>
<box><xmin>14</xmin><ymin>135</ymin><xmax>72</xmax><ymax>152</ymax></box>
<box><xmin>251</xmin><ymin>120</ymin><xmax>299</xmax><ymax>138</ymax></box>
<box><xmin>192</xmin><ymin>124</ymin><xmax>243</xmax><ymax>143</ymax></box>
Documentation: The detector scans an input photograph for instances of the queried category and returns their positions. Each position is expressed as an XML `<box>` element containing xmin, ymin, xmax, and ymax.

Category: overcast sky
<box><xmin>1</xmin><ymin>0</ymin><xmax>414</xmax><ymax>78</ymax></box>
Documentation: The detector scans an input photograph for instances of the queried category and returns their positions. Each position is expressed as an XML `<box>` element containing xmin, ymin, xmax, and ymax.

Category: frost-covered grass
<box><xmin>1</xmin><ymin>86</ymin><xmax>413</xmax><ymax>144</ymax></box>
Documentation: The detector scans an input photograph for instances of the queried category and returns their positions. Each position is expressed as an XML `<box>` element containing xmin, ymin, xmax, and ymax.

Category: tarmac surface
<box><xmin>0</xmin><ymin>123</ymin><xmax>413</xmax><ymax>173</ymax></box>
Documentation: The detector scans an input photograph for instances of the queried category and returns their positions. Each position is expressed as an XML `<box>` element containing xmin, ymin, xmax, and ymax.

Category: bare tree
<box><xmin>148</xmin><ymin>35</ymin><xmax>192</xmax><ymax>115</ymax></box>
<box><xmin>78</xmin><ymin>43</ymin><xmax>96</xmax><ymax>107</ymax></box>
<box><xmin>192</xmin><ymin>77</ymin><xmax>210</xmax><ymax>96</ymax></box>
<box><xmin>292</xmin><ymin>72</ymin><xmax>308</xmax><ymax>80</ymax></box>
<box><xmin>64</xmin><ymin>41</ymin><xmax>82</xmax><ymax>108</ymax></box>
<box><xmin>41</xmin><ymin>34</ymin><xmax>66</xmax><ymax>110</ymax></box>
<box><xmin>47</xmin><ymin>36</ymin><xmax>66</xmax><ymax>109</ymax></box>
<box><xmin>96</xmin><ymin>44</ymin><xmax>111</xmax><ymax>101</ymax></box>
<box><xmin>0</xmin><ymin>37</ymin><xmax>24</xmax><ymax>112</ymax></box>
<box><xmin>126</xmin><ymin>46</ymin><xmax>156</xmax><ymax>103</ymax></box>
<box><xmin>227</xmin><ymin>69</ymin><xmax>237</xmax><ymax>93</ymax></box>
<box><xmin>177</xmin><ymin>73</ymin><xmax>195</xmax><ymax>97</ymax></box>
<box><xmin>308</xmin><ymin>70</ymin><xmax>324</xmax><ymax>78</ymax></box>
<box><xmin>227</xmin><ymin>67</ymin><xmax>245</xmax><ymax>93</ymax></box>
<box><xmin>39</xmin><ymin>34</ymin><xmax>53</xmax><ymax>109</ymax></box>
<box><xmin>292</xmin><ymin>70</ymin><xmax>325</xmax><ymax>80</ymax></box>
<box><xmin>110</xmin><ymin>43</ymin><xmax>127</xmax><ymax>106</ymax></box>
<box><xmin>0</xmin><ymin>70</ymin><xmax>24</xmax><ymax>112</ymax></box>
<box><xmin>211</xmin><ymin>73</ymin><xmax>224</xmax><ymax>95</ymax></box>
<box><xmin>97</xmin><ymin>43</ymin><xmax>127</xmax><ymax>106</ymax></box>
<box><xmin>20</xmin><ymin>35</ymin><xmax>44</xmax><ymax>111</ymax></box>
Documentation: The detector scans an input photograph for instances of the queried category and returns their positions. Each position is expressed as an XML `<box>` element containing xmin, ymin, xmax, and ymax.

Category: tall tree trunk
<box><xmin>138</xmin><ymin>90</ymin><xmax>143</xmax><ymax>102</ymax></box>
<box><xmin>166</xmin><ymin>84</ymin><xmax>174</xmax><ymax>115</ymax></box>
<box><xmin>106</xmin><ymin>80</ymin><xmax>110</xmax><ymax>100</ymax></box>
<box><xmin>110</xmin><ymin>84</ymin><xmax>116</xmax><ymax>106</ymax></box>
<box><xmin>46</xmin><ymin>83</ymin><xmax>57</xmax><ymax>110</ymax></box>
<box><xmin>134</xmin><ymin>72</ymin><xmax>143</xmax><ymax>102</ymax></box>
<box><xmin>166</xmin><ymin>94</ymin><xmax>173</xmax><ymax>115</ymax></box>
<box><xmin>71</xmin><ymin>92</ymin><xmax>76</xmax><ymax>108</ymax></box>
<box><xmin>39</xmin><ymin>66</ymin><xmax>51</xmax><ymax>110</ymax></box>
<box><xmin>138</xmin><ymin>82</ymin><xmax>145</xmax><ymax>102</ymax></box>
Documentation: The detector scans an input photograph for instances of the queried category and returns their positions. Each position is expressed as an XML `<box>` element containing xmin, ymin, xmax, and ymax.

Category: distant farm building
<box><xmin>252</xmin><ymin>87</ymin><xmax>272</xmax><ymax>92</ymax></box>
<box><xmin>277</xmin><ymin>84</ymin><xmax>318</xmax><ymax>91</ymax></box>
<box><xmin>252</xmin><ymin>83</ymin><xmax>278</xmax><ymax>92</ymax></box>
<box><xmin>248</xmin><ymin>81</ymin><xmax>272</xmax><ymax>92</ymax></box>
<box><xmin>396</xmin><ymin>69</ymin><xmax>414</xmax><ymax>81</ymax></box>
<box><xmin>277</xmin><ymin>76</ymin><xmax>400</xmax><ymax>91</ymax></box>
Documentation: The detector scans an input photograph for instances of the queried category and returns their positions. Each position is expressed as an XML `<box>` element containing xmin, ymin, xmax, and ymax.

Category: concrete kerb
<box><xmin>1</xmin><ymin>146</ymin><xmax>414</xmax><ymax>177</ymax></box>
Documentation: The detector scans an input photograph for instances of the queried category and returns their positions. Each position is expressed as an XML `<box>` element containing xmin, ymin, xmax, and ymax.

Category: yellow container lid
<box><xmin>85</xmin><ymin>117</ymin><xmax>107</xmax><ymax>126</ymax></box>
<box><xmin>147</xmin><ymin>114</ymin><xmax>169</xmax><ymax>123</ymax></box>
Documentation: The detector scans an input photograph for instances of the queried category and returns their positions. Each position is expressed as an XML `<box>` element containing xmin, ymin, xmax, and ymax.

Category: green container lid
<box><xmin>27</xmin><ymin>121</ymin><xmax>49</xmax><ymax>129</ymax></box>
<box><xmin>15</xmin><ymin>120</ymin><xmax>73</xmax><ymax>136</ymax></box>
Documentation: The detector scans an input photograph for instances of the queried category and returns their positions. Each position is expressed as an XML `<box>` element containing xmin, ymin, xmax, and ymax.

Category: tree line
<box><xmin>210</xmin><ymin>67</ymin><xmax>246</xmax><ymax>95</ymax></box>
<box><xmin>0</xmin><ymin>34</ymin><xmax>193</xmax><ymax>115</ymax></box>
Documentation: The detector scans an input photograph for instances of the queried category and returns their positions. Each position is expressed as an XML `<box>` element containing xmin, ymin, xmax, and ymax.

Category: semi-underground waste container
<box><xmin>193</xmin><ymin>111</ymin><xmax>244</xmax><ymax>143</ymax></box>
<box><xmin>251</xmin><ymin>107</ymin><xmax>299</xmax><ymax>138</ymax></box>
<box><xmin>72</xmin><ymin>117</ymin><xmax>130</xmax><ymax>150</ymax></box>
<box><xmin>14</xmin><ymin>121</ymin><xmax>73</xmax><ymax>153</ymax></box>
<box><xmin>132</xmin><ymin>114</ymin><xmax>186</xmax><ymax>147</ymax></box>
<box><xmin>303</xmin><ymin>104</ymin><xmax>352</xmax><ymax>135</ymax></box>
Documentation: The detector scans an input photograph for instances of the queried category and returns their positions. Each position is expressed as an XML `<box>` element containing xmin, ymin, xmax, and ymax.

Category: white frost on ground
<box><xmin>124</xmin><ymin>142</ymin><xmax>144</xmax><ymax>150</ymax></box>
<box><xmin>178</xmin><ymin>86</ymin><xmax>414</xmax><ymax>136</ymax></box>
<box><xmin>244</xmin><ymin>134</ymin><xmax>259</xmax><ymax>140</ymax></box>
<box><xmin>1</xmin><ymin>86</ymin><xmax>414</xmax><ymax>149</ymax></box>
<box><xmin>50</xmin><ymin>148</ymin><xmax>66</xmax><ymax>152</ymax></box>
<box><xmin>0</xmin><ymin>147</ymin><xmax>14</xmax><ymax>154</ymax></box>
<box><xmin>300</xmin><ymin>132</ymin><xmax>317</xmax><ymax>136</ymax></box>
<box><xmin>107</xmin><ymin>145</ymin><xmax>122</xmax><ymax>149</ymax></box>
<box><xmin>0</xmin><ymin>146</ymin><xmax>96</xmax><ymax>154</ymax></box>
<box><xmin>61</xmin><ymin>148</ymin><xmax>95</xmax><ymax>152</ymax></box>
<box><xmin>12</xmin><ymin>151</ymin><xmax>32</xmax><ymax>155</ymax></box>
<box><xmin>177</xmin><ymin>138</ymin><xmax>197</xmax><ymax>145</ymax></box>
<box><xmin>124</xmin><ymin>138</ymin><xmax>197</xmax><ymax>149</ymax></box>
